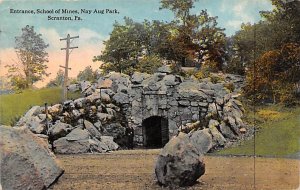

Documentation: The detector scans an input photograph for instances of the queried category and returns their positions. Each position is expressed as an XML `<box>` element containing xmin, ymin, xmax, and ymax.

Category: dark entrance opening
<box><xmin>142</xmin><ymin>116</ymin><xmax>169</xmax><ymax>148</ymax></box>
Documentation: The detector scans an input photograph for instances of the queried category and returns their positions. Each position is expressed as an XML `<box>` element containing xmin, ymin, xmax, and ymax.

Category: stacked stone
<box><xmin>95</xmin><ymin>66</ymin><xmax>249</xmax><ymax>149</ymax></box>
<box><xmin>15</xmin><ymin>88</ymin><xmax>125</xmax><ymax>154</ymax></box>
<box><xmin>16</xmin><ymin>66</ymin><xmax>249</xmax><ymax>153</ymax></box>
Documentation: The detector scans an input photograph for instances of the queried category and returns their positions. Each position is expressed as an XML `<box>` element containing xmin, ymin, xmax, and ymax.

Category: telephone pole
<box><xmin>60</xmin><ymin>34</ymin><xmax>79</xmax><ymax>100</ymax></box>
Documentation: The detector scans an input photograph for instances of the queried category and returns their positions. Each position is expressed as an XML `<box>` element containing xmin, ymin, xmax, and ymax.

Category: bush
<box><xmin>210</xmin><ymin>75</ymin><xmax>222</xmax><ymax>84</ymax></box>
<box><xmin>224</xmin><ymin>82</ymin><xmax>235</xmax><ymax>92</ymax></box>
<box><xmin>244</xmin><ymin>43</ymin><xmax>300</xmax><ymax>105</ymax></box>
<box><xmin>135</xmin><ymin>55</ymin><xmax>163</xmax><ymax>74</ymax></box>
<box><xmin>202</xmin><ymin>60</ymin><xmax>221</xmax><ymax>73</ymax></box>
<box><xmin>10</xmin><ymin>75</ymin><xmax>28</xmax><ymax>90</ymax></box>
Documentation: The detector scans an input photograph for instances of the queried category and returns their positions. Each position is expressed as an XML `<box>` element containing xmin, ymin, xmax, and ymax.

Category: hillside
<box><xmin>0</xmin><ymin>87</ymin><xmax>80</xmax><ymax>125</ymax></box>
<box><xmin>217</xmin><ymin>105</ymin><xmax>300</xmax><ymax>157</ymax></box>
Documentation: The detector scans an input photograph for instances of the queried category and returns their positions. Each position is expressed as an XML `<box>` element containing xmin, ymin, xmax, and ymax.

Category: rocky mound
<box><xmin>15</xmin><ymin>94</ymin><xmax>125</xmax><ymax>154</ymax></box>
<box><xmin>15</xmin><ymin>66</ymin><xmax>251</xmax><ymax>154</ymax></box>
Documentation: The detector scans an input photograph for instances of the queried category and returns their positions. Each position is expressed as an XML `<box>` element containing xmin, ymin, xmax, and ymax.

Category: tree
<box><xmin>6</xmin><ymin>25</ymin><xmax>49</xmax><ymax>89</ymax></box>
<box><xmin>46</xmin><ymin>69</ymin><xmax>64</xmax><ymax>88</ymax></box>
<box><xmin>160</xmin><ymin>0</ymin><xmax>226</xmax><ymax>69</ymax></box>
<box><xmin>95</xmin><ymin>0</ymin><xmax>226</xmax><ymax>74</ymax></box>
<box><xmin>135</xmin><ymin>54</ymin><xmax>163</xmax><ymax>74</ymax></box>
<box><xmin>77</xmin><ymin>66</ymin><xmax>99</xmax><ymax>82</ymax></box>
<box><xmin>94</xmin><ymin>18</ymin><xmax>166</xmax><ymax>75</ymax></box>
<box><xmin>160</xmin><ymin>0</ymin><xmax>197</xmax><ymax>27</ymax></box>
<box><xmin>244</xmin><ymin>43</ymin><xmax>300</xmax><ymax>104</ymax></box>
<box><xmin>228</xmin><ymin>0</ymin><xmax>300</xmax><ymax>75</ymax></box>
<box><xmin>192</xmin><ymin>10</ymin><xmax>226</xmax><ymax>70</ymax></box>
<box><xmin>238</xmin><ymin>0</ymin><xmax>300</xmax><ymax>103</ymax></box>
<box><xmin>94</xmin><ymin>18</ymin><xmax>145</xmax><ymax>74</ymax></box>
<box><xmin>260</xmin><ymin>0</ymin><xmax>300</xmax><ymax>44</ymax></box>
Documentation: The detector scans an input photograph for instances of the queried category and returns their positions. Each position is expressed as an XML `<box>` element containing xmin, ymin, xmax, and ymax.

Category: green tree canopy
<box><xmin>7</xmin><ymin>25</ymin><xmax>49</xmax><ymax>89</ymax></box>
<box><xmin>94</xmin><ymin>0</ymin><xmax>226</xmax><ymax>74</ymax></box>
<box><xmin>234</xmin><ymin>0</ymin><xmax>300</xmax><ymax>103</ymax></box>
<box><xmin>77</xmin><ymin>66</ymin><xmax>99</xmax><ymax>82</ymax></box>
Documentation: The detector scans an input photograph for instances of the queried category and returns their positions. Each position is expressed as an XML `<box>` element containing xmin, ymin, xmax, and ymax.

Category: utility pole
<box><xmin>60</xmin><ymin>34</ymin><xmax>79</xmax><ymax>100</ymax></box>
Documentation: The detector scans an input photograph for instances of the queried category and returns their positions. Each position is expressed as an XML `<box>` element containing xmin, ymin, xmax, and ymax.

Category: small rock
<box><xmin>67</xmin><ymin>84</ymin><xmax>80</xmax><ymax>92</ymax></box>
<box><xmin>239</xmin><ymin>127</ymin><xmax>246</xmax><ymax>134</ymax></box>
<box><xmin>208</xmin><ymin>120</ymin><xmax>226</xmax><ymax>147</ymax></box>
<box><xmin>98</xmin><ymin>78</ymin><xmax>113</xmax><ymax>89</ymax></box>
<box><xmin>157</xmin><ymin>65</ymin><xmax>172</xmax><ymax>74</ymax></box>
<box><xmin>112</xmin><ymin>92</ymin><xmax>129</xmax><ymax>104</ymax></box>
<box><xmin>48</xmin><ymin>122</ymin><xmax>74</xmax><ymax>140</ymax></box>
<box><xmin>84</xmin><ymin>120</ymin><xmax>102</xmax><ymax>140</ymax></box>
<box><xmin>101</xmin><ymin>136</ymin><xmax>119</xmax><ymax>150</ymax></box>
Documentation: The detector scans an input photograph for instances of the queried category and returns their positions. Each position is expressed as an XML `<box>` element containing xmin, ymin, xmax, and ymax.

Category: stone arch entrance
<box><xmin>142</xmin><ymin>116</ymin><xmax>169</xmax><ymax>148</ymax></box>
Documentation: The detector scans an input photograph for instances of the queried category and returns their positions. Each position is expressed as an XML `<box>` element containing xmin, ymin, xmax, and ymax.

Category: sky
<box><xmin>0</xmin><ymin>0</ymin><xmax>273</xmax><ymax>88</ymax></box>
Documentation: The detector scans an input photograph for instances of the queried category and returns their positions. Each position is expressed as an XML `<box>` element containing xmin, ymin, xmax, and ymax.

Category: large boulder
<box><xmin>190</xmin><ymin>129</ymin><xmax>213</xmax><ymax>154</ymax></box>
<box><xmin>155</xmin><ymin>133</ymin><xmax>205</xmax><ymax>187</ymax></box>
<box><xmin>0</xmin><ymin>126</ymin><xmax>64</xmax><ymax>190</ymax></box>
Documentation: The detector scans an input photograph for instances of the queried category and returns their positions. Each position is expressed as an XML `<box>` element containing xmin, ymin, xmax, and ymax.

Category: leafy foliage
<box><xmin>94</xmin><ymin>0</ymin><xmax>226</xmax><ymax>74</ymax></box>
<box><xmin>6</xmin><ymin>25</ymin><xmax>49</xmax><ymax>89</ymax></box>
<box><xmin>227</xmin><ymin>0</ymin><xmax>300</xmax><ymax>74</ymax></box>
<box><xmin>77</xmin><ymin>66</ymin><xmax>99</xmax><ymax>82</ymax></box>
<box><xmin>135</xmin><ymin>54</ymin><xmax>163</xmax><ymax>74</ymax></box>
<box><xmin>46</xmin><ymin>69</ymin><xmax>64</xmax><ymax>87</ymax></box>
<box><xmin>227</xmin><ymin>0</ymin><xmax>300</xmax><ymax>104</ymax></box>
<box><xmin>245</xmin><ymin>43</ymin><xmax>300</xmax><ymax>104</ymax></box>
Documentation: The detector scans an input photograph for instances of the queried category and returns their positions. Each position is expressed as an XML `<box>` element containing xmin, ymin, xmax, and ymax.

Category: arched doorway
<box><xmin>142</xmin><ymin>116</ymin><xmax>169</xmax><ymax>148</ymax></box>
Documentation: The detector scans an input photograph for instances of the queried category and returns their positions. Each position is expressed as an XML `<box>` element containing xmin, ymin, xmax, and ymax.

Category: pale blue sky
<box><xmin>0</xmin><ymin>0</ymin><xmax>273</xmax><ymax>87</ymax></box>
<box><xmin>0</xmin><ymin>0</ymin><xmax>273</xmax><ymax>48</ymax></box>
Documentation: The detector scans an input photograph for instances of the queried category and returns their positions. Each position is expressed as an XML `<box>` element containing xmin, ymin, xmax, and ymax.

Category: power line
<box><xmin>60</xmin><ymin>34</ymin><xmax>79</xmax><ymax>101</ymax></box>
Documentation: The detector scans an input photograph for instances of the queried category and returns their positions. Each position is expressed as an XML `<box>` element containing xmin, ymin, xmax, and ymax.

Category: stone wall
<box><xmin>96</xmin><ymin>66</ymin><xmax>247</xmax><ymax>147</ymax></box>
<box><xmin>15</xmin><ymin>66</ymin><xmax>248</xmax><ymax>152</ymax></box>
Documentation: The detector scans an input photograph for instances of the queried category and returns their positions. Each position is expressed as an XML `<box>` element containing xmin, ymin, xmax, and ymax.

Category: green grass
<box><xmin>0</xmin><ymin>87</ymin><xmax>81</xmax><ymax>125</ymax></box>
<box><xmin>217</xmin><ymin>105</ymin><xmax>300</xmax><ymax>157</ymax></box>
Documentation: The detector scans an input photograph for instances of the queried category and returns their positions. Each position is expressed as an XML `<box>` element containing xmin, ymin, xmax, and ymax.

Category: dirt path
<box><xmin>51</xmin><ymin>149</ymin><xmax>299</xmax><ymax>190</ymax></box>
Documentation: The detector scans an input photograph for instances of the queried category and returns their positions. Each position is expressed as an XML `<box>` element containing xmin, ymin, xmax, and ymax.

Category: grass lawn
<box><xmin>217</xmin><ymin>105</ymin><xmax>300</xmax><ymax>157</ymax></box>
<box><xmin>0</xmin><ymin>87</ymin><xmax>81</xmax><ymax>125</ymax></box>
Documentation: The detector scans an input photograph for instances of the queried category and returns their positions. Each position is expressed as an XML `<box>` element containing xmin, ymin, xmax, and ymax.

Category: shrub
<box><xmin>224</xmin><ymin>82</ymin><xmax>235</xmax><ymax>92</ymax></box>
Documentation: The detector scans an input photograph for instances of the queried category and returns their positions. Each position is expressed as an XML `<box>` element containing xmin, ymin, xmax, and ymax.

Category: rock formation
<box><xmin>15</xmin><ymin>66</ymin><xmax>251</xmax><ymax>153</ymax></box>
<box><xmin>0</xmin><ymin>125</ymin><xmax>64</xmax><ymax>190</ymax></box>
